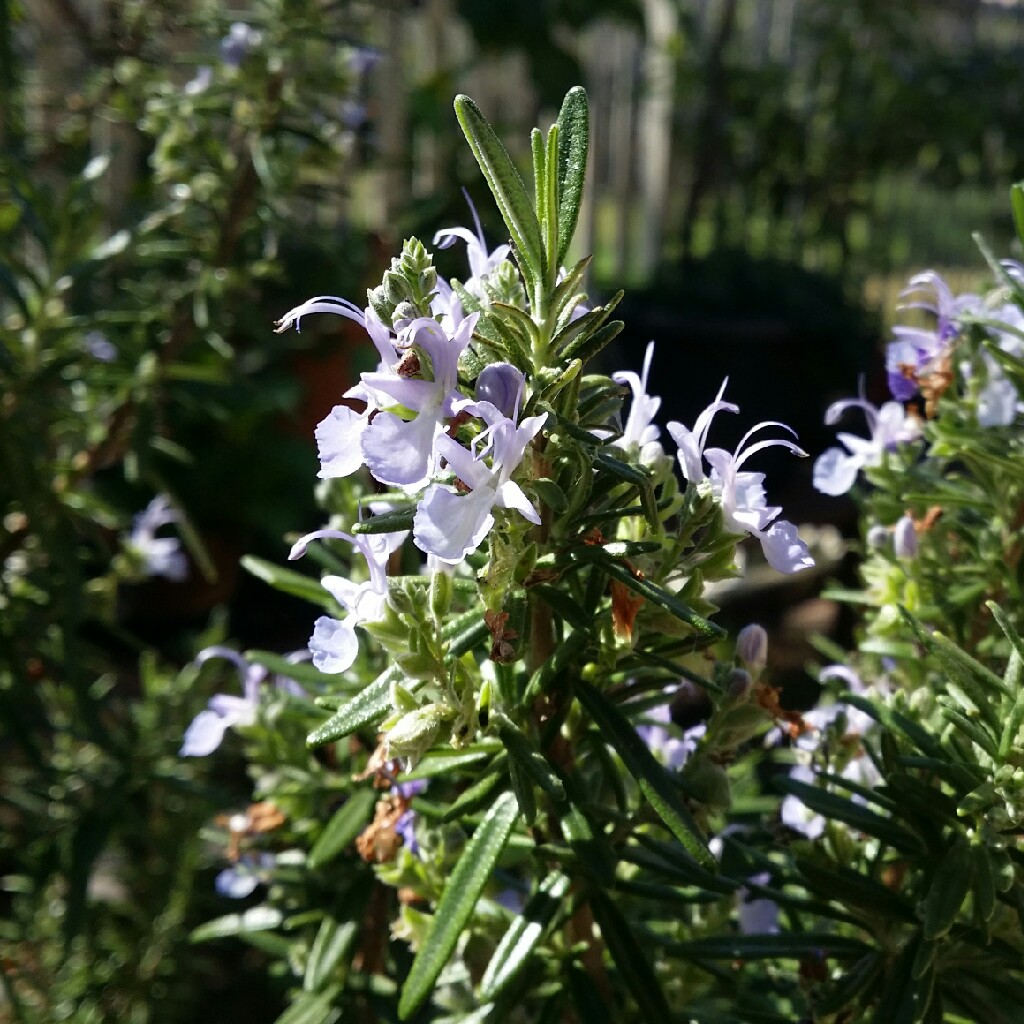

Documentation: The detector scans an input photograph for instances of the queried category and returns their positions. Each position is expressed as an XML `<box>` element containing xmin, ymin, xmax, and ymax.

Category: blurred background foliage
<box><xmin>2</xmin><ymin>0</ymin><xmax>1024</xmax><ymax>1019</ymax></box>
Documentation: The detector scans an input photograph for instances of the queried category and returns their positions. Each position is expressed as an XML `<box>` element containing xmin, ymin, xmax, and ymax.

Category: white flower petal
<box><xmin>413</xmin><ymin>485</ymin><xmax>494</xmax><ymax>563</ymax></box>
<box><xmin>309</xmin><ymin>615</ymin><xmax>359</xmax><ymax>673</ymax></box>
<box><xmin>180</xmin><ymin>709</ymin><xmax>230</xmax><ymax>757</ymax></box>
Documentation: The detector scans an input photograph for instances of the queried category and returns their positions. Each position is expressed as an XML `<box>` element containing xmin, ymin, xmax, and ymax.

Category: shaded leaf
<box><xmin>308</xmin><ymin>789</ymin><xmax>377</xmax><ymax>869</ymax></box>
<box><xmin>479</xmin><ymin>871</ymin><xmax>570</xmax><ymax>1000</ymax></box>
<box><xmin>398</xmin><ymin>792</ymin><xmax>519</xmax><ymax>1019</ymax></box>
<box><xmin>589</xmin><ymin>889</ymin><xmax>672</xmax><ymax>1020</ymax></box>
<box><xmin>575</xmin><ymin>680</ymin><xmax>714</xmax><ymax>868</ymax></box>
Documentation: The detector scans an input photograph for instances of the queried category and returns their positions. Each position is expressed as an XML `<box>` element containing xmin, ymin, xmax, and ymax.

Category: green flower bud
<box><xmin>385</xmin><ymin>703</ymin><xmax>453</xmax><ymax>767</ymax></box>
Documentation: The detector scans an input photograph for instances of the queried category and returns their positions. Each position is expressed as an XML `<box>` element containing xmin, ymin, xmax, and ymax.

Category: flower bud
<box><xmin>475</xmin><ymin>362</ymin><xmax>525</xmax><ymax>419</ymax></box>
<box><xmin>735</xmin><ymin>624</ymin><xmax>768</xmax><ymax>677</ymax></box>
<box><xmin>682</xmin><ymin>756</ymin><xmax>731</xmax><ymax>811</ymax></box>
<box><xmin>385</xmin><ymin>703</ymin><xmax>452</xmax><ymax>767</ymax></box>
<box><xmin>866</xmin><ymin>524</ymin><xmax>890</xmax><ymax>550</ymax></box>
<box><xmin>429</xmin><ymin>570</ymin><xmax>453</xmax><ymax>619</ymax></box>
<box><xmin>893</xmin><ymin>514</ymin><xmax>918</xmax><ymax>560</ymax></box>
<box><xmin>726</xmin><ymin>667</ymin><xmax>753</xmax><ymax>700</ymax></box>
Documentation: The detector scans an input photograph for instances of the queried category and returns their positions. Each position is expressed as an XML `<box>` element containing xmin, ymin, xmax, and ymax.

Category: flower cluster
<box><xmin>665</xmin><ymin>378</ymin><xmax>814</xmax><ymax>573</ymax></box>
<box><xmin>815</xmin><ymin>268</ymin><xmax>1024</xmax><ymax>496</ymax></box>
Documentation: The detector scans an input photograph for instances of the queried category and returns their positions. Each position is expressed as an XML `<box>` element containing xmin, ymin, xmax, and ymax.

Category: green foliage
<box><xmin>1</xmin><ymin>1</ymin><xmax>372</xmax><ymax>1018</ymax></box>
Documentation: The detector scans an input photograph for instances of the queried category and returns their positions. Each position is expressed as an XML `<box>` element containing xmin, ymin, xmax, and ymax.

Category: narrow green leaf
<box><xmin>938</xmin><ymin>704</ymin><xmax>999</xmax><ymax>759</ymax></box>
<box><xmin>508</xmin><ymin>753</ymin><xmax>537</xmax><ymax>824</ymax></box>
<box><xmin>910</xmin><ymin>618</ymin><xmax>1011</xmax><ymax>698</ymax></box>
<box><xmin>491</xmin><ymin>301</ymin><xmax>540</xmax><ymax>345</ymax></box>
<box><xmin>440</xmin><ymin>759</ymin><xmax>509</xmax><ymax>823</ymax></box>
<box><xmin>581</xmin><ymin>547</ymin><xmax>724</xmax><ymax>638</ymax></box>
<box><xmin>589</xmin><ymin>889</ymin><xmax>672</xmax><ymax>1020</ymax></box>
<box><xmin>870</xmin><ymin>933</ymin><xmax>930</xmax><ymax>1024</ymax></box>
<box><xmin>351</xmin><ymin>509</ymin><xmax>415</xmax><ymax>535</ymax></box>
<box><xmin>923</xmin><ymin>837</ymin><xmax>973</xmax><ymax>940</ymax></box>
<box><xmin>531</xmin><ymin>126</ymin><xmax>546</xmax><ymax>233</ymax></box>
<box><xmin>1012</xmin><ymin>183</ymin><xmax>1024</xmax><ymax>245</ymax></box>
<box><xmin>304</xmin><ymin>919</ymin><xmax>358</xmax><ymax>991</ymax></box>
<box><xmin>273</xmin><ymin>986</ymin><xmax>342</xmax><ymax>1024</ymax></box>
<box><xmin>496</xmin><ymin>717</ymin><xmax>566</xmax><ymax>804</ymax></box>
<box><xmin>549</xmin><ymin>254</ymin><xmax>591</xmax><ymax>320</ymax></box>
<box><xmin>554</xmin><ymin>86</ymin><xmax>589</xmax><ymax>267</ymax></box>
<box><xmin>529</xmin><ymin>583</ymin><xmax>591</xmax><ymax>631</ymax></box>
<box><xmin>524</xmin><ymin>627</ymin><xmax>591</xmax><ymax>698</ymax></box>
<box><xmin>242</xmin><ymin>555</ymin><xmax>332</xmax><ymax>608</ymax></box>
<box><xmin>191</xmin><ymin>906</ymin><xmax>284</xmax><ymax>943</ymax></box>
<box><xmin>402</xmin><ymin>744</ymin><xmax>500</xmax><ymax>781</ymax></box>
<box><xmin>812</xmin><ymin>953</ymin><xmax>883</xmax><ymax>1017</ymax></box>
<box><xmin>245</xmin><ymin>650</ymin><xmax>355</xmax><ymax>690</ymax></box>
<box><xmin>479</xmin><ymin>871</ymin><xmax>570</xmax><ymax>1000</ymax></box>
<box><xmin>970</xmin><ymin>843</ymin><xmax>995</xmax><ymax>925</ymax></box>
<box><xmin>776</xmin><ymin>777</ymin><xmax>923</xmax><ymax>854</ymax></box>
<box><xmin>543</xmin><ymin>123</ymin><xmax>560</xmax><ymax>271</ymax></box>
<box><xmin>566</xmin><ymin>964</ymin><xmax>614</xmax><ymax>1024</ymax></box>
<box><xmin>558</xmin><ymin>317</ymin><xmax>624</xmax><ymax>367</ymax></box>
<box><xmin>795</xmin><ymin>858</ymin><xmax>917</xmax><ymax>920</ymax></box>
<box><xmin>624</xmin><ymin>837</ymin><xmax>736</xmax><ymax>895</ymax></box>
<box><xmin>574</xmin><ymin>680</ymin><xmax>714</xmax><ymax>868</ymax></box>
<box><xmin>559</xmin><ymin>789</ymin><xmax>616</xmax><ymax>886</ymax></box>
<box><xmin>306</xmin><ymin>667</ymin><xmax>400</xmax><ymax>747</ymax></box>
<box><xmin>308</xmin><ymin>789</ymin><xmax>377</xmax><ymax>869</ymax></box>
<box><xmin>454</xmin><ymin>95</ymin><xmax>544</xmax><ymax>287</ymax></box>
<box><xmin>398</xmin><ymin>792</ymin><xmax>519</xmax><ymax>1019</ymax></box>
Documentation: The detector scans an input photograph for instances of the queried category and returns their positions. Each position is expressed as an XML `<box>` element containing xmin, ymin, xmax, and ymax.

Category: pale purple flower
<box><xmin>736</xmin><ymin>624</ymin><xmax>768</xmax><ymax>677</ymax></box>
<box><xmin>886</xmin><ymin>271</ymin><xmax>979</xmax><ymax>401</ymax></box>
<box><xmin>84</xmin><ymin>330</ymin><xmax>116</xmax><ymax>361</ymax></box>
<box><xmin>667</xmin><ymin>385</ymin><xmax>813</xmax><ymax>574</ymax></box>
<box><xmin>813</xmin><ymin>392</ymin><xmax>922</xmax><ymax>496</ymax></box>
<box><xmin>738</xmin><ymin>872</ymin><xmax>780</xmax><ymax>935</ymax></box>
<box><xmin>665</xmin><ymin>378</ymin><xmax>738</xmax><ymax>485</ymax></box>
<box><xmin>636</xmin><ymin>699</ymin><xmax>705</xmax><ymax>770</ymax></box>
<box><xmin>340</xmin><ymin>100</ymin><xmax>367</xmax><ymax>129</ymax></box>
<box><xmin>181</xmin><ymin>647</ymin><xmax>303</xmax><ymax>756</ymax></box>
<box><xmin>359</xmin><ymin>313</ymin><xmax>479</xmax><ymax>487</ymax></box>
<box><xmin>780</xmin><ymin>664</ymin><xmax>884</xmax><ymax>838</ymax></box>
<box><xmin>434</xmin><ymin>192</ymin><xmax>511</xmax><ymax>297</ymax></box>
<box><xmin>495</xmin><ymin>887</ymin><xmax>526</xmax><ymax>913</ymax></box>
<box><xmin>893</xmin><ymin>514</ymin><xmax>918</xmax><ymax>560</ymax></box>
<box><xmin>215</xmin><ymin>853</ymin><xmax>275</xmax><ymax>898</ymax></box>
<box><xmin>975</xmin><ymin>361</ymin><xmax>1018</xmax><ymax>428</ymax></box>
<box><xmin>394</xmin><ymin>777</ymin><xmax>427</xmax><ymax>857</ymax></box>
<box><xmin>413</xmin><ymin>401</ymin><xmax>546</xmax><ymax>563</ymax></box>
<box><xmin>612</xmin><ymin>341</ymin><xmax>663</xmax><ymax>463</ymax></box>
<box><xmin>275</xmin><ymin>301</ymin><xmax>403</xmax><ymax>481</ymax></box>
<box><xmin>960</xmin><ymin>304</ymin><xmax>1024</xmax><ymax>427</ymax></box>
<box><xmin>475</xmin><ymin>362</ymin><xmax>525</xmax><ymax>420</ymax></box>
<box><xmin>128</xmin><ymin>496</ymin><xmax>188</xmax><ymax>581</ymax></box>
<box><xmin>220</xmin><ymin>22</ymin><xmax>262</xmax><ymax>67</ymax></box>
<box><xmin>289</xmin><ymin>527</ymin><xmax>407</xmax><ymax>673</ymax></box>
<box><xmin>781</xmin><ymin>763</ymin><xmax>826</xmax><ymax>839</ymax></box>
<box><xmin>347</xmin><ymin>47</ymin><xmax>381</xmax><ymax>77</ymax></box>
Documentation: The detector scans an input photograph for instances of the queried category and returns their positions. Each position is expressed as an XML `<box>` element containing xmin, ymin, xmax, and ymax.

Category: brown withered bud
<box><xmin>395</xmin><ymin>350</ymin><xmax>421</xmax><ymax>378</ymax></box>
<box><xmin>485</xmin><ymin>609</ymin><xmax>519</xmax><ymax>663</ymax></box>
<box><xmin>610</xmin><ymin>579</ymin><xmax>644</xmax><ymax>640</ymax></box>
<box><xmin>355</xmin><ymin>798</ymin><xmax>405</xmax><ymax>864</ymax></box>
